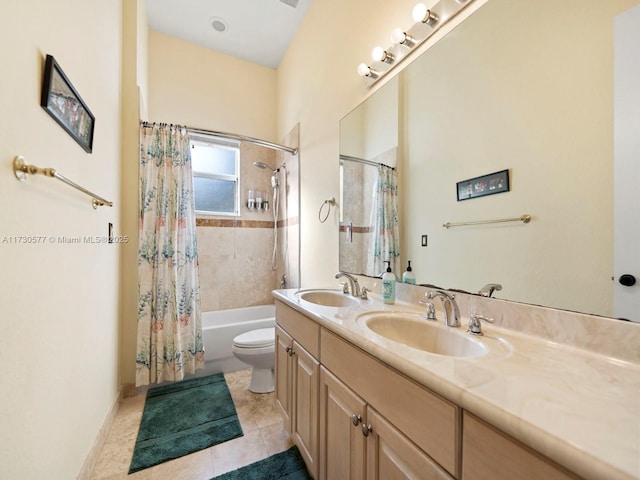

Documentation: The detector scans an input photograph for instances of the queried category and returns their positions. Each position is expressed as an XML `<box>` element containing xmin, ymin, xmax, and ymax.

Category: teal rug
<box><xmin>211</xmin><ymin>446</ymin><xmax>312</xmax><ymax>479</ymax></box>
<box><xmin>129</xmin><ymin>373</ymin><xmax>243</xmax><ymax>473</ymax></box>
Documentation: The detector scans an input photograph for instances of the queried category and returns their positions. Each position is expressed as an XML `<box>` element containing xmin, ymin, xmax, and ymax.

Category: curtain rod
<box><xmin>140</xmin><ymin>122</ymin><xmax>297</xmax><ymax>156</ymax></box>
<box><xmin>340</xmin><ymin>154</ymin><xmax>395</xmax><ymax>170</ymax></box>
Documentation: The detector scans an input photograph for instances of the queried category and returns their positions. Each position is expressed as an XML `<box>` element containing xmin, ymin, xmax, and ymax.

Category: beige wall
<box><xmin>147</xmin><ymin>30</ymin><xmax>277</xmax><ymax>141</ymax></box>
<box><xmin>0</xmin><ymin>0</ymin><xmax>123</xmax><ymax>477</ymax></box>
<box><xmin>276</xmin><ymin>0</ymin><xmax>484</xmax><ymax>288</ymax></box>
<box><xmin>119</xmin><ymin>0</ymin><xmax>148</xmax><ymax>397</ymax></box>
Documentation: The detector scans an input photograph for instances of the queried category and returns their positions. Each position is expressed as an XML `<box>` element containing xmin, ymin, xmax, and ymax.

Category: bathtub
<box><xmin>197</xmin><ymin>304</ymin><xmax>276</xmax><ymax>377</ymax></box>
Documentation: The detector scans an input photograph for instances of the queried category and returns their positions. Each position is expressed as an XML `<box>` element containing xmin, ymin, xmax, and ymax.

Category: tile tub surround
<box><xmin>273</xmin><ymin>287</ymin><xmax>640</xmax><ymax>480</ymax></box>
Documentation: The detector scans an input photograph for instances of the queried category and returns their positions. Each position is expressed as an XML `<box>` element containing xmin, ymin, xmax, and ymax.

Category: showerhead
<box><xmin>253</xmin><ymin>161</ymin><xmax>276</xmax><ymax>173</ymax></box>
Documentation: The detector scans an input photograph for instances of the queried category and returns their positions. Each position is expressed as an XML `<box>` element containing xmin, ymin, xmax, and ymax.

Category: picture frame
<box><xmin>40</xmin><ymin>54</ymin><xmax>95</xmax><ymax>153</ymax></box>
<box><xmin>457</xmin><ymin>169</ymin><xmax>510</xmax><ymax>201</ymax></box>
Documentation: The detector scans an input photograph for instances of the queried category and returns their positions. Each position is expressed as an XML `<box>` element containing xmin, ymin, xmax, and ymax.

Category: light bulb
<box><xmin>390</xmin><ymin>28</ymin><xmax>406</xmax><ymax>45</ymax></box>
<box><xmin>412</xmin><ymin>3</ymin><xmax>439</xmax><ymax>26</ymax></box>
<box><xmin>391</xmin><ymin>28</ymin><xmax>415</xmax><ymax>47</ymax></box>
<box><xmin>357</xmin><ymin>63</ymin><xmax>371</xmax><ymax>77</ymax></box>
<box><xmin>412</xmin><ymin>3</ymin><xmax>428</xmax><ymax>23</ymax></box>
<box><xmin>372</xmin><ymin>46</ymin><xmax>385</xmax><ymax>62</ymax></box>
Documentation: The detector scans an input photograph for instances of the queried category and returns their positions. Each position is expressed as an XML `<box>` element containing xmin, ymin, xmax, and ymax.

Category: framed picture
<box><xmin>40</xmin><ymin>54</ymin><xmax>95</xmax><ymax>153</ymax></box>
<box><xmin>457</xmin><ymin>169</ymin><xmax>510</xmax><ymax>201</ymax></box>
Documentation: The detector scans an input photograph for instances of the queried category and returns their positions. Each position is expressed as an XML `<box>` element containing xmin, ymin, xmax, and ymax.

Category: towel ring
<box><xmin>319</xmin><ymin>197</ymin><xmax>336</xmax><ymax>223</ymax></box>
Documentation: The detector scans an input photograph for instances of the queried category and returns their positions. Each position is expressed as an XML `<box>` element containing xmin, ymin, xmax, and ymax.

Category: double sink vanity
<box><xmin>272</xmin><ymin>284</ymin><xmax>640</xmax><ymax>480</ymax></box>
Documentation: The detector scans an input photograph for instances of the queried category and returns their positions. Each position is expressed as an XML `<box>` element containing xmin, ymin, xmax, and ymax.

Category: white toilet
<box><xmin>231</xmin><ymin>327</ymin><xmax>276</xmax><ymax>393</ymax></box>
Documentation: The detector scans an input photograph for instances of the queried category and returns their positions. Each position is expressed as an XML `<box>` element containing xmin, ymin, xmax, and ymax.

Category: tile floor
<box><xmin>90</xmin><ymin>369</ymin><xmax>292</xmax><ymax>480</ymax></box>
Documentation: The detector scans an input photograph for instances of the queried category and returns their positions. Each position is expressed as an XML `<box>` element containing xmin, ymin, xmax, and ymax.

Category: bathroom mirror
<box><xmin>339</xmin><ymin>76</ymin><xmax>399</xmax><ymax>277</ymax></box>
<box><xmin>339</xmin><ymin>0</ymin><xmax>640</xmax><ymax>319</ymax></box>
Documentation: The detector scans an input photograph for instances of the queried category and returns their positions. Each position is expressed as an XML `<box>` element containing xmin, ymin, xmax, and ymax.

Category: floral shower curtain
<box><xmin>367</xmin><ymin>165</ymin><xmax>400</xmax><ymax>276</ymax></box>
<box><xmin>136</xmin><ymin>123</ymin><xmax>204</xmax><ymax>387</ymax></box>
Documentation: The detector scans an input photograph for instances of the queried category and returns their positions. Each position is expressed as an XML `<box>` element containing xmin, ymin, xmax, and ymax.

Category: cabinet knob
<box><xmin>619</xmin><ymin>274</ymin><xmax>636</xmax><ymax>287</ymax></box>
<box><xmin>285</xmin><ymin>346</ymin><xmax>291</xmax><ymax>354</ymax></box>
<box><xmin>351</xmin><ymin>414</ymin><xmax>362</xmax><ymax>426</ymax></box>
<box><xmin>289</xmin><ymin>349</ymin><xmax>295</xmax><ymax>356</ymax></box>
<box><xmin>361</xmin><ymin>424</ymin><xmax>372</xmax><ymax>437</ymax></box>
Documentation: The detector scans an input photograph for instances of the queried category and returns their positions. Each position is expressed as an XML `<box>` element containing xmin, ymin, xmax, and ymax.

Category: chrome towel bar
<box><xmin>13</xmin><ymin>156</ymin><xmax>113</xmax><ymax>209</ymax></box>
<box><xmin>443</xmin><ymin>214</ymin><xmax>531</xmax><ymax>229</ymax></box>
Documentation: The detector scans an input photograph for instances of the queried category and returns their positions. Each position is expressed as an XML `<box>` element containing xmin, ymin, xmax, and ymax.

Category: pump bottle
<box><xmin>382</xmin><ymin>260</ymin><xmax>396</xmax><ymax>304</ymax></box>
<box><xmin>402</xmin><ymin>261</ymin><xmax>416</xmax><ymax>284</ymax></box>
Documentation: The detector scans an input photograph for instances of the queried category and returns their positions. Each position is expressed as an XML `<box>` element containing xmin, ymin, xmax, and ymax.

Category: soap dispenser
<box><xmin>402</xmin><ymin>261</ymin><xmax>416</xmax><ymax>285</ymax></box>
<box><xmin>382</xmin><ymin>260</ymin><xmax>396</xmax><ymax>305</ymax></box>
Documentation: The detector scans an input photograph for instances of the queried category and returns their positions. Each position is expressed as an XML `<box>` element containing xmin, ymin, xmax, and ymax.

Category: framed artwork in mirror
<box><xmin>457</xmin><ymin>169</ymin><xmax>509</xmax><ymax>201</ymax></box>
<box><xmin>40</xmin><ymin>54</ymin><xmax>95</xmax><ymax>153</ymax></box>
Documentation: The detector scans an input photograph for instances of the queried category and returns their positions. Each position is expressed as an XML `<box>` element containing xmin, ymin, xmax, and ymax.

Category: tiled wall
<box><xmin>197</xmin><ymin>129</ymin><xmax>300</xmax><ymax>312</ymax></box>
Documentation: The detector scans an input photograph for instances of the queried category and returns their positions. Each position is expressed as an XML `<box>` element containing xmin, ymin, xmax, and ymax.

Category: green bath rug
<box><xmin>129</xmin><ymin>373</ymin><xmax>243</xmax><ymax>473</ymax></box>
<box><xmin>210</xmin><ymin>446</ymin><xmax>312</xmax><ymax>479</ymax></box>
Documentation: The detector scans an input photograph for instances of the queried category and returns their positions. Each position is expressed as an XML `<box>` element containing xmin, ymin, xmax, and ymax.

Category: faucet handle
<box><xmin>418</xmin><ymin>299</ymin><xmax>436</xmax><ymax>321</ymax></box>
<box><xmin>360</xmin><ymin>287</ymin><xmax>371</xmax><ymax>300</ymax></box>
<box><xmin>339</xmin><ymin>282</ymin><xmax>349</xmax><ymax>294</ymax></box>
<box><xmin>467</xmin><ymin>313</ymin><xmax>495</xmax><ymax>335</ymax></box>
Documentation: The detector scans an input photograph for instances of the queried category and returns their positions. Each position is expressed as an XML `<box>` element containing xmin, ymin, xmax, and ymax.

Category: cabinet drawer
<box><xmin>276</xmin><ymin>301</ymin><xmax>320</xmax><ymax>358</ymax></box>
<box><xmin>462</xmin><ymin>412</ymin><xmax>579</xmax><ymax>480</ymax></box>
<box><xmin>321</xmin><ymin>329</ymin><xmax>460</xmax><ymax>477</ymax></box>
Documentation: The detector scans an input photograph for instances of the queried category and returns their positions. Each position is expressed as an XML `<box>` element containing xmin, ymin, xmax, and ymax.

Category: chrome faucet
<box><xmin>478</xmin><ymin>283</ymin><xmax>502</xmax><ymax>297</ymax></box>
<box><xmin>335</xmin><ymin>272</ymin><xmax>361</xmax><ymax>297</ymax></box>
<box><xmin>426</xmin><ymin>290</ymin><xmax>460</xmax><ymax>327</ymax></box>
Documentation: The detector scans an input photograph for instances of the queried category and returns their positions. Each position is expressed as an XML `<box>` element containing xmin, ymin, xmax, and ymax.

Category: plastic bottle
<box><xmin>402</xmin><ymin>261</ymin><xmax>416</xmax><ymax>284</ymax></box>
<box><xmin>382</xmin><ymin>260</ymin><xmax>396</xmax><ymax>305</ymax></box>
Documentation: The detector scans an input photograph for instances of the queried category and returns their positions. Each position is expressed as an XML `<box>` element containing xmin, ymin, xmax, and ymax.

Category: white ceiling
<box><xmin>145</xmin><ymin>0</ymin><xmax>313</xmax><ymax>69</ymax></box>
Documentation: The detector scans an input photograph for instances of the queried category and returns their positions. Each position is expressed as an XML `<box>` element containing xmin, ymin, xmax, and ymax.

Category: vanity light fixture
<box><xmin>412</xmin><ymin>3</ymin><xmax>439</xmax><ymax>27</ymax></box>
<box><xmin>372</xmin><ymin>46</ymin><xmax>394</xmax><ymax>64</ymax></box>
<box><xmin>357</xmin><ymin>0</ymin><xmax>477</xmax><ymax>87</ymax></box>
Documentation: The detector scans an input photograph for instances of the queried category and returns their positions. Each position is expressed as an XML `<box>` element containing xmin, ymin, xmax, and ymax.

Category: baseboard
<box><xmin>76</xmin><ymin>387</ymin><xmax>123</xmax><ymax>480</ymax></box>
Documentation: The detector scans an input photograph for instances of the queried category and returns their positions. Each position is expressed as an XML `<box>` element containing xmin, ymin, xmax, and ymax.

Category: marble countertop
<box><xmin>273</xmin><ymin>288</ymin><xmax>640</xmax><ymax>480</ymax></box>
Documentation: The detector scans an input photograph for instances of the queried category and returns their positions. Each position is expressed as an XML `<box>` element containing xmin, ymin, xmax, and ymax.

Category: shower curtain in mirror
<box><xmin>136</xmin><ymin>123</ymin><xmax>204</xmax><ymax>386</ymax></box>
<box><xmin>367</xmin><ymin>165</ymin><xmax>400</xmax><ymax>276</ymax></box>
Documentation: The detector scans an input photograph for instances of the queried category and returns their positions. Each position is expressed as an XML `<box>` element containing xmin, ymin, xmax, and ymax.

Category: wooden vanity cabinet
<box><xmin>275</xmin><ymin>303</ymin><xmax>321</xmax><ymax>478</ymax></box>
<box><xmin>275</xmin><ymin>301</ymin><xmax>584</xmax><ymax>480</ymax></box>
<box><xmin>461</xmin><ymin>412</ymin><xmax>580</xmax><ymax>480</ymax></box>
<box><xmin>320</xmin><ymin>329</ymin><xmax>458</xmax><ymax>480</ymax></box>
<box><xmin>319</xmin><ymin>366</ymin><xmax>454</xmax><ymax>480</ymax></box>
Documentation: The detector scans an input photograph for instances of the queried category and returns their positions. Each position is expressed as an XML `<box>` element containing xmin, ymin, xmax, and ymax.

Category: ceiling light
<box><xmin>412</xmin><ymin>3</ymin><xmax>439</xmax><ymax>26</ymax></box>
<box><xmin>210</xmin><ymin>17</ymin><xmax>227</xmax><ymax>33</ymax></box>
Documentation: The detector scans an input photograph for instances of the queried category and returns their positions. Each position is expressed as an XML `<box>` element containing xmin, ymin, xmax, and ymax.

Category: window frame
<box><xmin>189</xmin><ymin>133</ymin><xmax>240</xmax><ymax>217</ymax></box>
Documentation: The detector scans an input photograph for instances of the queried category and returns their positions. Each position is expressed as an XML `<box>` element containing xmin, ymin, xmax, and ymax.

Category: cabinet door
<box><xmin>292</xmin><ymin>341</ymin><xmax>320</xmax><ymax>479</ymax></box>
<box><xmin>319</xmin><ymin>367</ymin><xmax>367</xmax><ymax>480</ymax></box>
<box><xmin>275</xmin><ymin>325</ymin><xmax>293</xmax><ymax>433</ymax></box>
<box><xmin>366</xmin><ymin>407</ymin><xmax>453</xmax><ymax>480</ymax></box>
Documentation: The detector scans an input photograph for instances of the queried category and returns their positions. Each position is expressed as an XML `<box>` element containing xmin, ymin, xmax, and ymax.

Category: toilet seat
<box><xmin>233</xmin><ymin>327</ymin><xmax>275</xmax><ymax>349</ymax></box>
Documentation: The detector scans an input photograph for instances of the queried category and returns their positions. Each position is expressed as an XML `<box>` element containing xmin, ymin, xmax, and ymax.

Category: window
<box><xmin>190</xmin><ymin>134</ymin><xmax>240</xmax><ymax>216</ymax></box>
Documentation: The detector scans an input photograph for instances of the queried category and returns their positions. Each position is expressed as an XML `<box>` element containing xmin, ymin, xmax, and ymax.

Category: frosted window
<box><xmin>190</xmin><ymin>135</ymin><xmax>239</xmax><ymax>216</ymax></box>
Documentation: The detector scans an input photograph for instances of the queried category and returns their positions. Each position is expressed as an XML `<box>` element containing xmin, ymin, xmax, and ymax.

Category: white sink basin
<box><xmin>358</xmin><ymin>312</ymin><xmax>487</xmax><ymax>357</ymax></box>
<box><xmin>296</xmin><ymin>289</ymin><xmax>360</xmax><ymax>308</ymax></box>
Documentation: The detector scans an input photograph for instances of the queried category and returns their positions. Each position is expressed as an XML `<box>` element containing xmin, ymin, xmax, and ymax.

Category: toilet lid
<box><xmin>233</xmin><ymin>327</ymin><xmax>275</xmax><ymax>348</ymax></box>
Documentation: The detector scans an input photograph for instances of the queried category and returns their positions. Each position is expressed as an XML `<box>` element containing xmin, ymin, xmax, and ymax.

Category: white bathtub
<box><xmin>197</xmin><ymin>304</ymin><xmax>276</xmax><ymax>377</ymax></box>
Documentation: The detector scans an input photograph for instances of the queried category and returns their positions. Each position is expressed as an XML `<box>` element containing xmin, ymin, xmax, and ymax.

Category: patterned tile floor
<box><xmin>90</xmin><ymin>369</ymin><xmax>292</xmax><ymax>480</ymax></box>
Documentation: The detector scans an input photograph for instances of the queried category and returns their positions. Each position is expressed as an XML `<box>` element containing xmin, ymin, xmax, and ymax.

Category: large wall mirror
<box><xmin>339</xmin><ymin>0</ymin><xmax>640</xmax><ymax>321</ymax></box>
